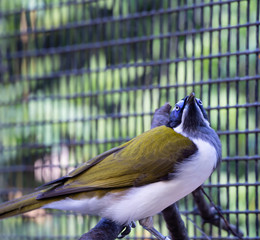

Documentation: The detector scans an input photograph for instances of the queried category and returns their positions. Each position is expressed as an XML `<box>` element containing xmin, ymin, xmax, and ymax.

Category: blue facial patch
<box><xmin>168</xmin><ymin>99</ymin><xmax>185</xmax><ymax>128</ymax></box>
<box><xmin>195</xmin><ymin>98</ymin><xmax>208</xmax><ymax>120</ymax></box>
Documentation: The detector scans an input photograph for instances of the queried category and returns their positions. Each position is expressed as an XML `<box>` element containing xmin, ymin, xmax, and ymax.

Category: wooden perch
<box><xmin>79</xmin><ymin>103</ymin><xmax>243</xmax><ymax>240</ymax></box>
<box><xmin>192</xmin><ymin>187</ymin><xmax>244</xmax><ymax>239</ymax></box>
<box><xmin>162</xmin><ymin>204</ymin><xmax>189</xmax><ymax>240</ymax></box>
<box><xmin>79</xmin><ymin>218</ymin><xmax>124</xmax><ymax>240</ymax></box>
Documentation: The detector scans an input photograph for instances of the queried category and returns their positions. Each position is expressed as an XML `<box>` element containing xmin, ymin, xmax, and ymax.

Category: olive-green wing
<box><xmin>37</xmin><ymin>126</ymin><xmax>197</xmax><ymax>199</ymax></box>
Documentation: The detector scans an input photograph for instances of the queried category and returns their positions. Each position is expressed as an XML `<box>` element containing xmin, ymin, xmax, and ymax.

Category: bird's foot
<box><xmin>117</xmin><ymin>221</ymin><xmax>136</xmax><ymax>239</ymax></box>
<box><xmin>139</xmin><ymin>217</ymin><xmax>171</xmax><ymax>240</ymax></box>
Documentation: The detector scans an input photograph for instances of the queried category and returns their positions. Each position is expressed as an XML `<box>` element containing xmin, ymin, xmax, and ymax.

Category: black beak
<box><xmin>187</xmin><ymin>92</ymin><xmax>195</xmax><ymax>105</ymax></box>
<box><xmin>182</xmin><ymin>92</ymin><xmax>200</xmax><ymax>131</ymax></box>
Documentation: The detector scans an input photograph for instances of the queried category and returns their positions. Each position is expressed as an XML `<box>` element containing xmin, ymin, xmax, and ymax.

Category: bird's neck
<box><xmin>173</xmin><ymin>125</ymin><xmax>222</xmax><ymax>167</ymax></box>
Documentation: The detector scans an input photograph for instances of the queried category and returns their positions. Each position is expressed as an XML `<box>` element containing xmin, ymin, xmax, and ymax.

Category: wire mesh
<box><xmin>0</xmin><ymin>0</ymin><xmax>259</xmax><ymax>239</ymax></box>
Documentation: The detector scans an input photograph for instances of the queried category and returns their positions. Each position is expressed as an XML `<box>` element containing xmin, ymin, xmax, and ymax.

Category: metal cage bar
<box><xmin>0</xmin><ymin>0</ymin><xmax>259</xmax><ymax>239</ymax></box>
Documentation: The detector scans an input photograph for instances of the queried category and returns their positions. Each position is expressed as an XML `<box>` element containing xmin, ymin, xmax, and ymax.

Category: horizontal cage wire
<box><xmin>0</xmin><ymin>0</ymin><xmax>259</xmax><ymax>239</ymax></box>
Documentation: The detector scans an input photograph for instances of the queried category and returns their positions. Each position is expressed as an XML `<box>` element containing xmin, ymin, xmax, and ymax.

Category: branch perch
<box><xmin>192</xmin><ymin>187</ymin><xmax>244</xmax><ymax>239</ymax></box>
<box><xmin>79</xmin><ymin>218</ymin><xmax>124</xmax><ymax>240</ymax></box>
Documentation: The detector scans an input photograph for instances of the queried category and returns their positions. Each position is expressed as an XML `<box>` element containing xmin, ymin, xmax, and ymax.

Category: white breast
<box><xmin>44</xmin><ymin>138</ymin><xmax>217</xmax><ymax>224</ymax></box>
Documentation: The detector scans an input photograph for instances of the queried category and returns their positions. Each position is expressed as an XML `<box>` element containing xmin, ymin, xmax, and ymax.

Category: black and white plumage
<box><xmin>42</xmin><ymin>94</ymin><xmax>221</xmax><ymax>222</ymax></box>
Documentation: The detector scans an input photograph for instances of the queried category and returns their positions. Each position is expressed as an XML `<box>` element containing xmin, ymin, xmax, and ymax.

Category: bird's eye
<box><xmin>198</xmin><ymin>100</ymin><xmax>203</xmax><ymax>105</ymax></box>
<box><xmin>175</xmin><ymin>105</ymin><xmax>180</xmax><ymax>111</ymax></box>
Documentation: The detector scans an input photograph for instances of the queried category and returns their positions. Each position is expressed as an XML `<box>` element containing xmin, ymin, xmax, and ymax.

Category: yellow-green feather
<box><xmin>0</xmin><ymin>126</ymin><xmax>197</xmax><ymax>218</ymax></box>
<box><xmin>0</xmin><ymin>191</ymin><xmax>51</xmax><ymax>219</ymax></box>
<box><xmin>38</xmin><ymin>126</ymin><xmax>197</xmax><ymax>199</ymax></box>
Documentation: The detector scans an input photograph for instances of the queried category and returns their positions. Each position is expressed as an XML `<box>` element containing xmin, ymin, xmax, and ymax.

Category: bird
<box><xmin>0</xmin><ymin>93</ymin><xmax>221</xmax><ymax>239</ymax></box>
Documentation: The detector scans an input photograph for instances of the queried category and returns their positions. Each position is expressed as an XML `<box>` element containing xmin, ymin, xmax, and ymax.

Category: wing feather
<box><xmin>37</xmin><ymin>126</ymin><xmax>197</xmax><ymax>199</ymax></box>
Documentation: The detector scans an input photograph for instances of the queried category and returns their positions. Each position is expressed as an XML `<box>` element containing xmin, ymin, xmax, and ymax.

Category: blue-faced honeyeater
<box><xmin>0</xmin><ymin>93</ymin><xmax>221</xmax><ymax>238</ymax></box>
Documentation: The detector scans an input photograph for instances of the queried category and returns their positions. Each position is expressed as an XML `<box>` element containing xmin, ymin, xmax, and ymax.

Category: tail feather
<box><xmin>0</xmin><ymin>190</ymin><xmax>54</xmax><ymax>219</ymax></box>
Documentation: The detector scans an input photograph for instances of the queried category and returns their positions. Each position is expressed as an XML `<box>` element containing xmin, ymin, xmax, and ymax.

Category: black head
<box><xmin>167</xmin><ymin>93</ymin><xmax>222</xmax><ymax>166</ymax></box>
<box><xmin>167</xmin><ymin>93</ymin><xmax>209</xmax><ymax>132</ymax></box>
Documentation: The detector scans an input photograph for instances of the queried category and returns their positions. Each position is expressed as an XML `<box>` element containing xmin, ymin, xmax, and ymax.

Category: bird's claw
<box><xmin>117</xmin><ymin>222</ymin><xmax>136</xmax><ymax>239</ymax></box>
<box><xmin>139</xmin><ymin>217</ymin><xmax>171</xmax><ymax>240</ymax></box>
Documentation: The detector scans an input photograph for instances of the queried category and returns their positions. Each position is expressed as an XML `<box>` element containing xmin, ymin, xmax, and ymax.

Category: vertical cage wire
<box><xmin>0</xmin><ymin>0</ymin><xmax>259</xmax><ymax>239</ymax></box>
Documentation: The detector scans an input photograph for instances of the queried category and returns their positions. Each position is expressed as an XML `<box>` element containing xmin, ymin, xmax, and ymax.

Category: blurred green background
<box><xmin>0</xmin><ymin>0</ymin><xmax>259</xmax><ymax>239</ymax></box>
